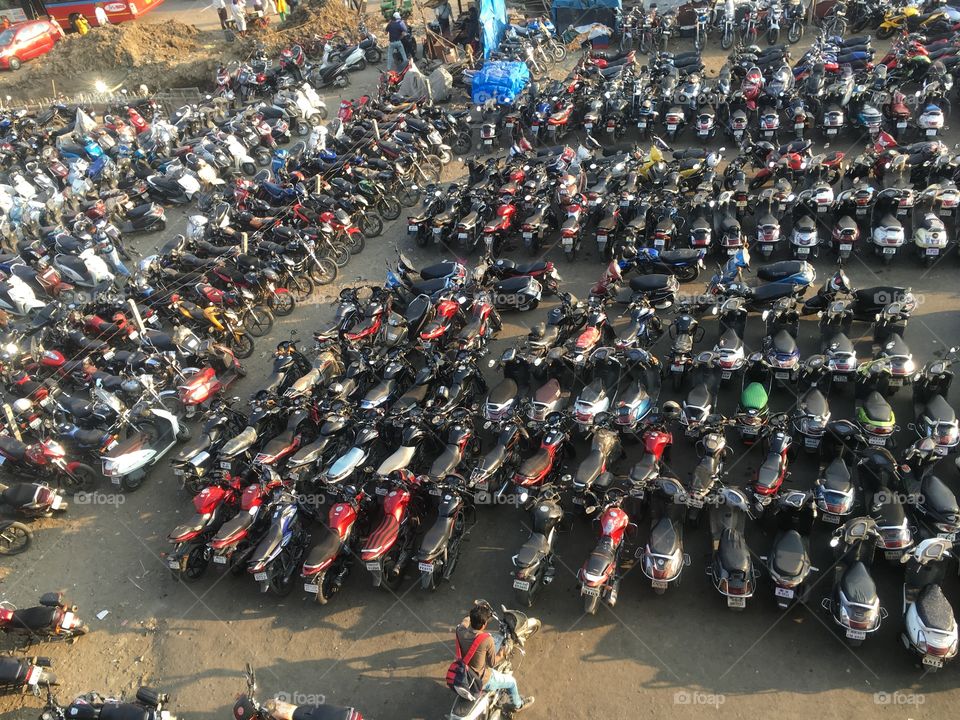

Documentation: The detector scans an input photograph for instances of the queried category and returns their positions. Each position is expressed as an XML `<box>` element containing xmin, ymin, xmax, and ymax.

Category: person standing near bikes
<box><xmin>385</xmin><ymin>11</ymin><xmax>408</xmax><ymax>71</ymax></box>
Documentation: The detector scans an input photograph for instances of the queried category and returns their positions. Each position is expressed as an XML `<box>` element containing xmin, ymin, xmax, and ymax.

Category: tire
<box><xmin>552</xmin><ymin>44</ymin><xmax>566</xmax><ymax>61</ymax></box>
<box><xmin>288</xmin><ymin>274</ymin><xmax>314</xmax><ymax>301</ymax></box>
<box><xmin>230</xmin><ymin>332</ymin><xmax>255</xmax><ymax>359</ymax></box>
<box><xmin>296</xmin><ymin>121</ymin><xmax>311</xmax><ymax>137</ymax></box>
<box><xmin>346</xmin><ymin>231</ymin><xmax>366</xmax><ymax>255</ymax></box>
<box><xmin>310</xmin><ymin>258</ymin><xmax>338</xmax><ymax>285</ymax></box>
<box><xmin>62</xmin><ymin>463</ymin><xmax>97</xmax><ymax>493</ymax></box>
<box><xmin>397</xmin><ymin>186</ymin><xmax>420</xmax><ymax>207</ymax></box>
<box><xmin>0</xmin><ymin>521</ymin><xmax>30</xmax><ymax>555</ymax></box>
<box><xmin>672</xmin><ymin>371</ymin><xmax>684</xmax><ymax>392</ymax></box>
<box><xmin>366</xmin><ymin>47</ymin><xmax>383</xmax><ymax>63</ymax></box>
<box><xmin>721</xmin><ymin>28</ymin><xmax>734</xmax><ymax>50</ymax></box>
<box><xmin>452</xmin><ymin>132</ymin><xmax>472</xmax><ymax>156</ymax></box>
<box><xmin>438</xmin><ymin>147</ymin><xmax>452</xmax><ymax>165</ymax></box>
<box><xmin>269</xmin><ymin>566</ymin><xmax>295</xmax><ymax>596</ymax></box>
<box><xmin>324</xmin><ymin>243</ymin><xmax>351</xmax><ymax>268</ymax></box>
<box><xmin>583</xmin><ymin>592</ymin><xmax>600</xmax><ymax>615</ymax></box>
<box><xmin>7</xmin><ymin>57</ymin><xmax>19</xmax><ymax>71</ymax></box>
<box><xmin>565</xmin><ymin>249</ymin><xmax>576</xmax><ymax>262</ymax></box>
<box><xmin>788</xmin><ymin>21</ymin><xmax>803</xmax><ymax>42</ymax></box>
<box><xmin>59</xmin><ymin>289</ymin><xmax>77</xmax><ymax>305</ymax></box>
<box><xmin>768</xmin><ymin>28</ymin><xmax>779</xmax><ymax>44</ymax></box>
<box><xmin>353</xmin><ymin>58</ymin><xmax>367</xmax><ymax>72</ymax></box>
<box><xmin>308</xmin><ymin>113</ymin><xmax>323</xmax><ymax>128</ymax></box>
<box><xmin>360</xmin><ymin>214</ymin><xmax>382</xmax><ymax>238</ymax></box>
<box><xmin>268</xmin><ymin>291</ymin><xmax>295</xmax><ymax>316</ymax></box>
<box><xmin>377</xmin><ymin>196</ymin><xmax>401</xmax><ymax>220</ymax></box>
<box><xmin>244</xmin><ymin>308</ymin><xmax>274</xmax><ymax>337</ymax></box>
<box><xmin>255</xmin><ymin>149</ymin><xmax>271</xmax><ymax>167</ymax></box>
<box><xmin>242</xmin><ymin>162</ymin><xmax>256</xmax><ymax>176</ymax></box>
<box><xmin>335</xmin><ymin>74</ymin><xmax>350</xmax><ymax>88</ymax></box>
<box><xmin>180</xmin><ymin>545</ymin><xmax>210</xmax><ymax>582</ymax></box>
<box><xmin>421</xmin><ymin>568</ymin><xmax>440</xmax><ymax>591</ymax></box>
<box><xmin>676</xmin><ymin>265</ymin><xmax>699</xmax><ymax>282</ymax></box>
<box><xmin>417</xmin><ymin>162</ymin><xmax>440</xmax><ymax>185</ymax></box>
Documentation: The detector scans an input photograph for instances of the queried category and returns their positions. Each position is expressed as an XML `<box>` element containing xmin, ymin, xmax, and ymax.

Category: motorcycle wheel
<box><xmin>296</xmin><ymin>120</ymin><xmax>311</xmax><ymax>137</ymax></box>
<box><xmin>0</xmin><ymin>521</ymin><xmax>30</xmax><ymax>555</ymax></box>
<box><xmin>288</xmin><ymin>274</ymin><xmax>314</xmax><ymax>301</ymax></box>
<box><xmin>415</xmin><ymin>231</ymin><xmax>429</xmax><ymax>248</ymax></box>
<box><xmin>397</xmin><ymin>186</ymin><xmax>420</xmax><ymax>207</ymax></box>
<box><xmin>311</xmin><ymin>258</ymin><xmax>338</xmax><ymax>285</ymax></box>
<box><xmin>366</xmin><ymin>47</ymin><xmax>383</xmax><ymax>63</ymax></box>
<box><xmin>417</xmin><ymin>160</ymin><xmax>441</xmax><ymax>185</ymax></box>
<box><xmin>438</xmin><ymin>147</ymin><xmax>452</xmax><ymax>165</ymax></box>
<box><xmin>421</xmin><ymin>565</ymin><xmax>441</xmax><ymax>591</ymax></box>
<box><xmin>254</xmin><ymin>149</ymin><xmax>271</xmax><ymax>167</ymax></box>
<box><xmin>179</xmin><ymin>545</ymin><xmax>210</xmax><ymax>582</ymax></box>
<box><xmin>721</xmin><ymin>28</ymin><xmax>734</xmax><ymax>50</ymax></box>
<box><xmin>244</xmin><ymin>307</ymin><xmax>275</xmax><ymax>336</ymax></box>
<box><xmin>242</xmin><ymin>162</ymin><xmax>256</xmax><ymax>176</ymax></box>
<box><xmin>269</xmin><ymin>570</ymin><xmax>296</xmax><ymax>597</ymax></box>
<box><xmin>452</xmin><ymin>131</ymin><xmax>472</xmax><ymax>156</ymax></box>
<box><xmin>877</xmin><ymin>25</ymin><xmax>895</xmax><ymax>39</ymax></box>
<box><xmin>184</xmin><ymin>475</ymin><xmax>206</xmax><ymax>496</ymax></box>
<box><xmin>768</xmin><ymin>28</ymin><xmax>779</xmax><ymax>44</ymax></box>
<box><xmin>229</xmin><ymin>332</ymin><xmax>255</xmax><ymax>359</ymax></box>
<box><xmin>515</xmin><ymin>579</ymin><xmax>538</xmax><ymax>607</ymax></box>
<box><xmin>346</xmin><ymin>230</ymin><xmax>366</xmax><ymax>255</ymax></box>
<box><xmin>353</xmin><ymin>58</ymin><xmax>367</xmax><ymax>72</ymax></box>
<box><xmin>325</xmin><ymin>243</ymin><xmax>351</xmax><ymax>268</ymax></box>
<box><xmin>516</xmin><ymin>297</ymin><xmax>540</xmax><ymax>312</ymax></box>
<box><xmin>565</xmin><ymin>249</ymin><xmax>576</xmax><ymax>262</ymax></box>
<box><xmin>360</xmin><ymin>214</ymin><xmax>382</xmax><ymax>238</ymax></box>
<box><xmin>788</xmin><ymin>21</ymin><xmax>802</xmax><ymax>42</ymax></box>
<box><xmin>62</xmin><ymin>462</ymin><xmax>97</xmax><ymax>493</ymax></box>
<box><xmin>335</xmin><ymin>74</ymin><xmax>351</xmax><ymax>88</ymax></box>
<box><xmin>268</xmin><ymin>291</ymin><xmax>295</xmax><ymax>317</ymax></box>
<box><xmin>583</xmin><ymin>592</ymin><xmax>600</xmax><ymax>615</ymax></box>
<box><xmin>381</xmin><ymin>557</ymin><xmax>403</xmax><ymax>591</ymax></box>
<box><xmin>377</xmin><ymin>196</ymin><xmax>401</xmax><ymax>220</ymax></box>
<box><xmin>552</xmin><ymin>44</ymin><xmax>567</xmax><ymax>61</ymax></box>
<box><xmin>59</xmin><ymin>289</ymin><xmax>77</xmax><ymax>305</ymax></box>
<box><xmin>676</xmin><ymin>265</ymin><xmax>700</xmax><ymax>282</ymax></box>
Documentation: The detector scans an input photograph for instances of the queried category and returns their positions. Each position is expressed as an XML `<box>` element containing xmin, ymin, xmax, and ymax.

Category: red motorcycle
<box><xmin>302</xmin><ymin>486</ymin><xmax>370</xmax><ymax>603</ymax></box>
<box><xmin>360</xmin><ymin>469</ymin><xmax>423</xmax><ymax>590</ymax></box>
<box><xmin>578</xmin><ymin>487</ymin><xmax>631</xmax><ymax>614</ymax></box>
<box><xmin>208</xmin><ymin>475</ymin><xmax>283</xmax><ymax>572</ymax></box>
<box><xmin>177</xmin><ymin>342</ymin><xmax>246</xmax><ymax>419</ymax></box>
<box><xmin>419</xmin><ymin>293</ymin><xmax>463</xmax><ymax>348</ymax></box>
<box><xmin>456</xmin><ymin>290</ymin><xmax>500</xmax><ymax>352</ymax></box>
<box><xmin>625</xmin><ymin>420</ymin><xmax>673</xmax><ymax>484</ymax></box>
<box><xmin>482</xmin><ymin>195</ymin><xmax>518</xmax><ymax>257</ymax></box>
<box><xmin>166</xmin><ymin>475</ymin><xmax>242</xmax><ymax>581</ymax></box>
<box><xmin>752</xmin><ymin>415</ymin><xmax>793</xmax><ymax>503</ymax></box>
<box><xmin>741</xmin><ymin>65</ymin><xmax>765</xmax><ymax>110</ymax></box>
<box><xmin>0</xmin><ymin>436</ymin><xmax>97</xmax><ymax>492</ymax></box>
<box><xmin>506</xmin><ymin>412</ymin><xmax>571</xmax><ymax>501</ymax></box>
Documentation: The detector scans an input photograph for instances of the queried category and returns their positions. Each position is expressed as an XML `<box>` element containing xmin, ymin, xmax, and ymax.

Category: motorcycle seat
<box><xmin>488</xmin><ymin>379</ymin><xmax>518</xmax><ymax>406</ymax></box>
<box><xmin>478</xmin><ymin>444</ymin><xmax>506</xmax><ymax>475</ymax></box>
<box><xmin>429</xmin><ymin>445</ymin><xmax>462</xmax><ymax>478</ymax></box>
<box><xmin>837</xmin><ymin>216</ymin><xmax>858</xmax><ymax>232</ymax></box>
<box><xmin>304</xmin><ymin>523</ymin><xmax>341</xmax><ymax>572</ymax></box>
<box><xmin>598</xmin><ymin>65</ymin><xmax>626</xmax><ymax>79</ymax></box>
<box><xmin>921</xmin><ymin>474</ymin><xmax>959</xmax><ymax>516</ymax></box>
<box><xmin>924</xmin><ymin>394</ymin><xmax>956</xmax><ymax>424</ymax></box>
<box><xmin>494</xmin><ymin>276</ymin><xmax>535</xmax><ymax>294</ymax></box>
<box><xmin>772</xmin><ymin>329</ymin><xmax>797</xmax><ymax>355</ymax></box>
<box><xmin>757</xmin><ymin>453</ymin><xmax>783</xmax><ymax>490</ymax></box>
<box><xmin>772</xmin><ymin>530</ymin><xmax>807</xmax><ymax>577</ymax></box>
<box><xmin>221</xmin><ymin>426</ymin><xmax>258</xmax><ymax>458</ymax></box>
<box><xmin>59</xmin><ymin>396</ymin><xmax>94</xmax><ymax>419</ymax></box>
<box><xmin>750</xmin><ymin>283</ymin><xmax>796</xmax><ymax>303</ymax></box>
<box><xmin>862</xmin><ymin>391</ymin><xmax>893</xmax><ymax>423</ymax></box>
<box><xmin>0</xmin><ymin>657</ymin><xmax>26</xmax><ymax>684</ymax></box>
<box><xmin>691</xmin><ymin>216</ymin><xmax>710</xmax><ymax>231</ymax></box>
<box><xmin>515</xmin><ymin>532</ymin><xmax>551</xmax><ymax>568</ymax></box>
<box><xmin>100</xmin><ymin>704</ymin><xmax>151</xmax><ymax>720</ymax></box>
<box><xmin>649</xmin><ymin>516</ymin><xmax>680</xmax><ymax>556</ymax></box>
<box><xmin>630</xmin><ymin>454</ymin><xmax>657</xmax><ymax>483</ymax></box>
<box><xmin>629</xmin><ymin>274</ymin><xmax>671</xmax><ymax>291</ymax></box>
<box><xmin>756</xmin><ymin>260</ymin><xmax>808</xmax><ymax>282</ymax></box>
<box><xmin>529</xmin><ymin>323</ymin><xmax>559</xmax><ymax>346</ymax></box>
<box><xmin>213</xmin><ymin>507</ymin><xmax>255</xmax><ymax>544</ymax></box>
<box><xmin>579</xmin><ymin>378</ymin><xmax>606</xmax><ymax>405</ymax></box>
<box><xmin>878</xmin><ymin>213</ymin><xmax>902</xmax><ymax>229</ymax></box>
<box><xmin>692</xmin><ymin>455</ymin><xmax>719</xmax><ymax>491</ymax></box>
<box><xmin>917</xmin><ymin>584</ymin><xmax>954</xmax><ymax>630</ymax></box>
<box><xmin>173</xmin><ymin>435</ymin><xmax>212</xmax><ymax>463</ymax></box>
<box><xmin>826</xmin><ymin>332</ymin><xmax>854</xmax><ymax>355</ymax></box>
<box><xmin>659</xmin><ymin>248</ymin><xmax>701</xmax><ymax>263</ymax></box>
<box><xmin>9</xmin><ymin>605</ymin><xmax>58</xmax><ymax>632</ymax></box>
<box><xmin>821</xmin><ymin>458</ymin><xmax>851</xmax><ymax>491</ymax></box>
<box><xmin>840</xmin><ymin>561</ymin><xmax>877</xmax><ymax>605</ymax></box>
<box><xmin>758</xmin><ymin>211</ymin><xmax>777</xmax><ymax>227</ymax></box>
<box><xmin>259</xmin><ymin>430</ymin><xmax>297</xmax><ymax>460</ymax></box>
<box><xmin>584</xmin><ymin>536</ymin><xmax>616</xmax><ymax>576</ymax></box>
<box><xmin>800</xmin><ymin>389</ymin><xmax>828</xmax><ymax>418</ymax></box>
<box><xmin>291</xmin><ymin>704</ymin><xmax>357</xmax><ymax>720</ymax></box>
<box><xmin>125</xmin><ymin>204</ymin><xmax>156</xmax><ymax>220</ymax></box>
<box><xmin>574</xmin><ymin>449</ymin><xmax>606</xmax><ymax>488</ymax></box>
<box><xmin>0</xmin><ymin>436</ymin><xmax>27</xmax><ymax>461</ymax></box>
<box><xmin>419</xmin><ymin>513</ymin><xmax>457</xmax><ymax>559</ymax></box>
<box><xmin>169</xmin><ymin>512</ymin><xmax>210</xmax><ymax>542</ymax></box>
<box><xmin>686</xmin><ymin>382</ymin><xmax>711</xmax><ymax>409</ymax></box>
<box><xmin>497</xmin><ymin>259</ymin><xmax>548</xmax><ymax>275</ymax></box>
<box><xmin>249</xmin><ymin>514</ymin><xmax>287</xmax><ymax>566</ymax></box>
<box><xmin>1</xmin><ymin>484</ymin><xmax>40</xmax><ymax>508</ymax></box>
<box><xmin>517</xmin><ymin>448</ymin><xmax>551</xmax><ymax>480</ymax></box>
<box><xmin>410</xmin><ymin>278</ymin><xmax>448</xmax><ymax>295</ymax></box>
<box><xmin>883</xmin><ymin>333</ymin><xmax>910</xmax><ymax>356</ymax></box>
<box><xmin>718</xmin><ymin>527</ymin><xmax>750</xmax><ymax>573</ymax></box>
<box><xmin>72</xmin><ymin>427</ymin><xmax>110</xmax><ymax>448</ymax></box>
<box><xmin>673</xmin><ymin>333</ymin><xmax>693</xmax><ymax>354</ymax></box>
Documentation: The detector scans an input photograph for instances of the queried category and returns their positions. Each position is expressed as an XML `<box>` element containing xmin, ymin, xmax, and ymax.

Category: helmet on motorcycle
<box><xmin>289</xmin><ymin>170</ymin><xmax>305</xmax><ymax>184</ymax></box>
<box><xmin>828</xmin><ymin>270</ymin><xmax>850</xmax><ymax>293</ymax></box>
<box><xmin>120</xmin><ymin>379</ymin><xmax>141</xmax><ymax>397</ymax></box>
<box><xmin>319</xmin><ymin>149</ymin><xmax>337</xmax><ymax>162</ymax></box>
<box><xmin>12</xmin><ymin>398</ymin><xmax>31</xmax><ymax>416</ymax></box>
<box><xmin>619</xmin><ymin>245</ymin><xmax>637</xmax><ymax>261</ymax></box>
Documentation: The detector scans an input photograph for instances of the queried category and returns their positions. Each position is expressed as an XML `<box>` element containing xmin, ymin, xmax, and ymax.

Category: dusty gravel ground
<box><xmin>0</xmin><ymin>25</ymin><xmax>957</xmax><ymax>720</ymax></box>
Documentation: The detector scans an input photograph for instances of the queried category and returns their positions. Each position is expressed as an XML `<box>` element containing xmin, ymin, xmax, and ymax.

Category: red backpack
<box><xmin>445</xmin><ymin>632</ymin><xmax>489</xmax><ymax>696</ymax></box>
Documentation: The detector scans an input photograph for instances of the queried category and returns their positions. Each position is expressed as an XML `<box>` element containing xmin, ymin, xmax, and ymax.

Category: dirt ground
<box><xmin>0</xmin><ymin>18</ymin><xmax>957</xmax><ymax>720</ymax></box>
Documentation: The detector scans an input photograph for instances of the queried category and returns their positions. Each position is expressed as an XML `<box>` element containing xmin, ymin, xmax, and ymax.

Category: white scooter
<box><xmin>900</xmin><ymin>538</ymin><xmax>958</xmax><ymax>670</ymax></box>
<box><xmin>320</xmin><ymin>42</ymin><xmax>366</xmax><ymax>73</ymax></box>
<box><xmin>222</xmin><ymin>133</ymin><xmax>258</xmax><ymax>176</ymax></box>
<box><xmin>0</xmin><ymin>274</ymin><xmax>46</xmax><ymax>316</ymax></box>
<box><xmin>53</xmin><ymin>245</ymin><xmax>116</xmax><ymax>291</ymax></box>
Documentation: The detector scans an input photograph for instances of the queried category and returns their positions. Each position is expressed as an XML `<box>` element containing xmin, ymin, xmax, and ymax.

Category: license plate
<box><xmin>254</xmin><ymin>571</ymin><xmax>268</xmax><ymax>581</ymax></box>
<box><xmin>817</xmin><ymin>206</ymin><xmax>827</xmax><ymax>213</ymax></box>
<box><xmin>505</xmin><ymin>122</ymin><xmax>514</xmax><ymax>129</ymax></box>
<box><xmin>940</xmin><ymin>208</ymin><xmax>953</xmax><ymax>217</ymax></box>
<box><xmin>794</xmin><ymin>122</ymin><xmax>804</xmax><ymax>130</ymax></box>
<box><xmin>826</xmin><ymin>128</ymin><xmax>837</xmax><ymax>135</ymax></box>
<box><xmin>667</xmin><ymin>124</ymin><xmax>677</xmax><ymax>130</ymax></box>
<box><xmin>531</xmin><ymin>125</ymin><xmax>539</xmax><ymax>134</ymax></box>
<box><xmin>408</xmin><ymin>224</ymin><xmax>418</xmax><ymax>231</ymax></box>
<box><xmin>897</xmin><ymin>121</ymin><xmax>907</xmax><ymax>128</ymax></box>
<box><xmin>846</xmin><ymin>629</ymin><xmax>866</xmax><ymax>640</ymax></box>
<box><xmin>429</xmin><ymin>487</ymin><xmax>442</xmax><ymax>496</ymax></box>
<box><xmin>173</xmin><ymin>468</ymin><xmax>184</xmax><ymax>476</ymax></box>
<box><xmin>884</xmin><ymin>550</ymin><xmax>902</xmax><ymax>560</ymax></box>
<box><xmin>736</xmin><ymin>201</ymin><xmax>747</xmax><ymax>209</ymax></box>
<box><xmin>484</xmin><ymin>139</ymin><xmax>492</xmax><ymax>145</ymax></box>
<box><xmin>889</xmin><ymin>377</ymin><xmax>902</xmax><ymax>387</ymax></box>
<box><xmin>304</xmin><ymin>583</ymin><xmax>319</xmax><ymax>594</ymax></box>
<box><xmin>868</xmin><ymin>435</ymin><xmax>886</xmax><ymax>446</ymax></box>
<box><xmin>775</xmin><ymin>371</ymin><xmax>789</xmax><ymax>380</ymax></box>
<box><xmin>106</xmin><ymin>439</ymin><xmax>118</xmax><ymax>450</ymax></box>
<box><xmin>823</xmin><ymin>514</ymin><xmax>842</xmax><ymax>524</ymax></box>
<box><xmin>797</xmin><ymin>248</ymin><xmax>810</xmax><ymax>256</ymax></box>
<box><xmin>523</xmin><ymin>232</ymin><xmax>532</xmax><ymax>239</ymax></box>
<box><xmin>775</xmin><ymin>587</ymin><xmax>795</xmax><ymax>599</ymax></box>
<box><xmin>923</xmin><ymin>655</ymin><xmax>944</xmax><ymax>668</ymax></box>
<box><xmin>220</xmin><ymin>461</ymin><xmax>231</xmax><ymax>469</ymax></box>
<box><xmin>840</xmin><ymin>243</ymin><xmax>852</xmax><ymax>251</ymax></box>
<box><xmin>688</xmin><ymin>497</ymin><xmax>705</xmax><ymax>508</ymax></box>
<box><xmin>882</xmin><ymin>247</ymin><xmax>896</xmax><ymax>254</ymax></box>
<box><xmin>935</xmin><ymin>445</ymin><xmax>949</xmax><ymax>456</ymax></box>
<box><xmin>727</xmin><ymin>596</ymin><xmax>746</xmax><ymax>608</ymax></box>
<box><xmin>584</xmin><ymin>123</ymin><xmax>593</xmax><ymax>130</ymax></box>
<box><xmin>572</xmin><ymin>496</ymin><xmax>584</xmax><ymax>505</ymax></box>
<box><xmin>939</xmin><ymin>532</ymin><xmax>956</xmax><ymax>541</ymax></box>
<box><xmin>637</xmin><ymin>122</ymin><xmax>646</xmax><ymax>128</ymax></box>
<box><xmin>112</xmin><ymin>477</ymin><xmax>122</xmax><ymax>486</ymax></box>
<box><xmin>856</xmin><ymin>207</ymin><xmax>867</xmax><ymax>215</ymax></box>
<box><xmin>721</xmin><ymin>370</ymin><xmax>732</xmax><ymax>379</ymax></box>
<box><xmin>365</xmin><ymin>561</ymin><xmax>380</xmax><ymax>571</ymax></box>
<box><xmin>805</xmin><ymin>437</ymin><xmax>819</xmax><ymax>448</ymax></box>
<box><xmin>375</xmin><ymin>487</ymin><xmax>387</xmax><ymax>496</ymax></box>
<box><xmin>582</xmin><ymin>585</ymin><xmax>600</xmax><ymax>597</ymax></box>
<box><xmin>926</xmin><ymin>248</ymin><xmax>940</xmax><ymax>255</ymax></box>
<box><xmin>764</xmin><ymin>130</ymin><xmax>774</xmax><ymax>137</ymax></box>
<box><xmin>834</xmin><ymin>374</ymin><xmax>848</xmax><ymax>382</ymax></box>
<box><xmin>25</xmin><ymin>665</ymin><xmax>41</xmax><ymax>686</ymax></box>
<box><xmin>598</xmin><ymin>235</ymin><xmax>607</xmax><ymax>242</ymax></box>
<box><xmin>167</xmin><ymin>557</ymin><xmax>180</xmax><ymax>569</ymax></box>
<box><xmin>513</xmin><ymin>579</ymin><xmax>531</xmax><ymax>591</ymax></box>
<box><xmin>433</xmin><ymin>227</ymin><xmax>441</xmax><ymax>234</ymax></box>
<box><xmin>418</xmin><ymin>561</ymin><xmax>434</xmax><ymax>573</ymax></box>
<box><xmin>102</xmin><ymin>350</ymin><xmax>115</xmax><ymax>360</ymax></box>
<box><xmin>652</xmin><ymin>580</ymin><xmax>668</xmax><ymax>589</ymax></box>
<box><xmin>742</xmin><ymin>427</ymin><xmax>757</xmax><ymax>436</ymax></box>
<box><xmin>654</xmin><ymin>239</ymin><xmax>664</xmax><ymax>248</ymax></box>
<box><xmin>51</xmin><ymin>494</ymin><xmax>62</xmax><ymax>509</ymax></box>
<box><xmin>214</xmin><ymin>555</ymin><xmax>227</xmax><ymax>564</ymax></box>
<box><xmin>926</xmin><ymin>128</ymin><xmax>937</xmax><ymax>136</ymax></box>
<box><xmin>607</xmin><ymin>126</ymin><xmax>615</xmax><ymax>133</ymax></box>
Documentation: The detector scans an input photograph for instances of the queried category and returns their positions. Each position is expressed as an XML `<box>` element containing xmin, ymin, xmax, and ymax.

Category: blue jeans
<box><xmin>388</xmin><ymin>40</ymin><xmax>406</xmax><ymax>71</ymax></box>
<box><xmin>484</xmin><ymin>669</ymin><xmax>522</xmax><ymax>708</ymax></box>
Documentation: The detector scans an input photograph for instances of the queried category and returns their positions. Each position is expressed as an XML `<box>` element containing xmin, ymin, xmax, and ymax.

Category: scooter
<box><xmin>900</xmin><ymin>538</ymin><xmax>958</xmax><ymax>670</ymax></box>
<box><xmin>101</xmin><ymin>397</ymin><xmax>189</xmax><ymax>492</ymax></box>
<box><xmin>762</xmin><ymin>490</ymin><xmax>818</xmax><ymax>609</ymax></box>
<box><xmin>638</xmin><ymin>476</ymin><xmax>691</xmax><ymax>594</ymax></box>
<box><xmin>707</xmin><ymin>487</ymin><xmax>759</xmax><ymax>610</ymax></box>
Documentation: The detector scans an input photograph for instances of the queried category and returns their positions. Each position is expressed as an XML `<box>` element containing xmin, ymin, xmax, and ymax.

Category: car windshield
<box><xmin>0</xmin><ymin>29</ymin><xmax>13</xmax><ymax>46</ymax></box>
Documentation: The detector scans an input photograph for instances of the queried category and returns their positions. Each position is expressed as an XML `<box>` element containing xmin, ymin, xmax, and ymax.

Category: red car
<box><xmin>0</xmin><ymin>19</ymin><xmax>62</xmax><ymax>71</ymax></box>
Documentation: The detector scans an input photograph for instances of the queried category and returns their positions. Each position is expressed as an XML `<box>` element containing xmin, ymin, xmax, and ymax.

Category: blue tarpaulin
<box><xmin>479</xmin><ymin>0</ymin><xmax>507</xmax><ymax>57</ymax></box>
<box><xmin>471</xmin><ymin>60</ymin><xmax>531</xmax><ymax>105</ymax></box>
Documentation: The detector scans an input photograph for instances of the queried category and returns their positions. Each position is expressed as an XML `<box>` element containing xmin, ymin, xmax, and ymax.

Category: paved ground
<box><xmin>0</xmin><ymin>19</ymin><xmax>957</xmax><ymax>720</ymax></box>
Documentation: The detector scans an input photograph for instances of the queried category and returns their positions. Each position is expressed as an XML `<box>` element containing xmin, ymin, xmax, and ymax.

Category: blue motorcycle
<box><xmin>628</xmin><ymin>246</ymin><xmax>706</xmax><ymax>283</ymax></box>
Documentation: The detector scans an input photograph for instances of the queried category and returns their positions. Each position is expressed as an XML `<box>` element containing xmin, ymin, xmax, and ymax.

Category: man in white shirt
<box><xmin>231</xmin><ymin>0</ymin><xmax>247</xmax><ymax>33</ymax></box>
<box><xmin>213</xmin><ymin>0</ymin><xmax>229</xmax><ymax>29</ymax></box>
<box><xmin>94</xmin><ymin>3</ymin><xmax>108</xmax><ymax>26</ymax></box>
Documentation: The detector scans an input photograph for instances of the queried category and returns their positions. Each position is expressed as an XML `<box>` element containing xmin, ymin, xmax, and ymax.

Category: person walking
<box><xmin>230</xmin><ymin>0</ymin><xmax>247</xmax><ymax>33</ymax></box>
<box><xmin>385</xmin><ymin>11</ymin><xmax>408</xmax><ymax>71</ymax></box>
<box><xmin>276</xmin><ymin>0</ymin><xmax>287</xmax><ymax>21</ymax></box>
<box><xmin>94</xmin><ymin>2</ymin><xmax>108</xmax><ymax>26</ymax></box>
<box><xmin>213</xmin><ymin>0</ymin><xmax>229</xmax><ymax>29</ymax></box>
<box><xmin>435</xmin><ymin>0</ymin><xmax>452</xmax><ymax>37</ymax></box>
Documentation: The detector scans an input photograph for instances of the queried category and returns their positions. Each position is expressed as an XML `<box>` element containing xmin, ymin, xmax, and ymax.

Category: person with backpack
<box><xmin>449</xmin><ymin>602</ymin><xmax>534</xmax><ymax>713</ymax></box>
